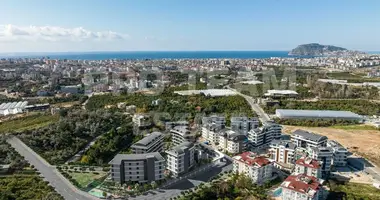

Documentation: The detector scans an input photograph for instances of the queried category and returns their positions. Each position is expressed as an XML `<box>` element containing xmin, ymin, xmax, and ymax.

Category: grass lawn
<box><xmin>0</xmin><ymin>114</ymin><xmax>59</xmax><ymax>133</ymax></box>
<box><xmin>330</xmin><ymin>124</ymin><xmax>380</xmax><ymax>130</ymax></box>
<box><xmin>69</xmin><ymin>172</ymin><xmax>106</xmax><ymax>188</ymax></box>
<box><xmin>328</xmin><ymin>182</ymin><xmax>380</xmax><ymax>200</ymax></box>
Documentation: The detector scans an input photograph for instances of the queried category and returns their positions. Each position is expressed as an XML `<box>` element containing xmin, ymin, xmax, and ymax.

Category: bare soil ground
<box><xmin>283</xmin><ymin>126</ymin><xmax>380</xmax><ymax>167</ymax></box>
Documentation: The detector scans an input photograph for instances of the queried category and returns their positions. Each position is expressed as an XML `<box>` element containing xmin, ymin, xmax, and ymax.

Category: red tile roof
<box><xmin>281</xmin><ymin>174</ymin><xmax>321</xmax><ymax>196</ymax></box>
<box><xmin>296</xmin><ymin>157</ymin><xmax>320</xmax><ymax>169</ymax></box>
<box><xmin>234</xmin><ymin>152</ymin><xmax>271</xmax><ymax>167</ymax></box>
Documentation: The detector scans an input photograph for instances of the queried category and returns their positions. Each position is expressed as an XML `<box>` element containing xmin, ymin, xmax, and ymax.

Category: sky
<box><xmin>1</xmin><ymin>0</ymin><xmax>380</xmax><ymax>52</ymax></box>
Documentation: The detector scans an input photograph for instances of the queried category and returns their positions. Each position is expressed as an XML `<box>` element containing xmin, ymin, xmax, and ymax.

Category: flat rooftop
<box><xmin>276</xmin><ymin>109</ymin><xmax>363</xmax><ymax>119</ymax></box>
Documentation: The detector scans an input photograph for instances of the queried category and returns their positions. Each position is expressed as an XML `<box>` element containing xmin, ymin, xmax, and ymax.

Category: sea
<box><xmin>2</xmin><ymin>51</ymin><xmax>378</xmax><ymax>60</ymax></box>
<box><xmin>1</xmin><ymin>51</ymin><xmax>300</xmax><ymax>60</ymax></box>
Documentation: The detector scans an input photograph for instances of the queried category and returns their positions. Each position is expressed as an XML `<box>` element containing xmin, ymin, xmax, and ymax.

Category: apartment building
<box><xmin>294</xmin><ymin>157</ymin><xmax>322</xmax><ymax>179</ymax></box>
<box><xmin>165</xmin><ymin>121</ymin><xmax>189</xmax><ymax>131</ymax></box>
<box><xmin>166</xmin><ymin>142</ymin><xmax>195</xmax><ymax>177</ymax></box>
<box><xmin>233</xmin><ymin>152</ymin><xmax>273</xmax><ymax>184</ymax></box>
<box><xmin>109</xmin><ymin>152</ymin><xmax>165</xmax><ymax>184</ymax></box>
<box><xmin>308</xmin><ymin>147</ymin><xmax>333</xmax><ymax>178</ymax></box>
<box><xmin>131</xmin><ymin>132</ymin><xmax>164</xmax><ymax>154</ymax></box>
<box><xmin>201</xmin><ymin>116</ymin><xmax>226</xmax><ymax>144</ymax></box>
<box><xmin>327</xmin><ymin>140</ymin><xmax>348</xmax><ymax>167</ymax></box>
<box><xmin>132</xmin><ymin>113</ymin><xmax>152</xmax><ymax>128</ymax></box>
<box><xmin>170</xmin><ymin>126</ymin><xmax>196</xmax><ymax>146</ymax></box>
<box><xmin>231</xmin><ymin>116</ymin><xmax>259</xmax><ymax>135</ymax></box>
<box><xmin>268</xmin><ymin>139</ymin><xmax>297</xmax><ymax>169</ymax></box>
<box><xmin>291</xmin><ymin>130</ymin><xmax>328</xmax><ymax>149</ymax></box>
<box><xmin>281</xmin><ymin>174</ymin><xmax>325</xmax><ymax>200</ymax></box>
<box><xmin>248</xmin><ymin>123</ymin><xmax>282</xmax><ymax>148</ymax></box>
<box><xmin>218</xmin><ymin>129</ymin><xmax>248</xmax><ymax>154</ymax></box>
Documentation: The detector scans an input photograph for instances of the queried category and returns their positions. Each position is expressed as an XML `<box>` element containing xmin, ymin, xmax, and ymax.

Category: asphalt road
<box><xmin>7</xmin><ymin>136</ymin><xmax>97</xmax><ymax>200</ymax></box>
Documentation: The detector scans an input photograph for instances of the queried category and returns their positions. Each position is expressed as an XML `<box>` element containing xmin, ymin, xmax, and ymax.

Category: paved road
<box><xmin>7</xmin><ymin>136</ymin><xmax>97</xmax><ymax>200</ymax></box>
<box><xmin>228</xmin><ymin>87</ymin><xmax>271</xmax><ymax>122</ymax></box>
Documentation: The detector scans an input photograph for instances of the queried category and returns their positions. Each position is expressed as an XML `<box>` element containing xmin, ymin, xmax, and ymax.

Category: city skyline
<box><xmin>1</xmin><ymin>0</ymin><xmax>380</xmax><ymax>52</ymax></box>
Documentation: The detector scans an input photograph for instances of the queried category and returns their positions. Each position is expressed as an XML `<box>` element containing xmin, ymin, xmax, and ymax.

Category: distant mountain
<box><xmin>289</xmin><ymin>43</ymin><xmax>350</xmax><ymax>56</ymax></box>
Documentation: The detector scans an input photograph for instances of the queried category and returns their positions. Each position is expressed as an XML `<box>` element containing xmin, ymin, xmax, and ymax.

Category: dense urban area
<box><xmin>1</xmin><ymin>53</ymin><xmax>380</xmax><ymax>200</ymax></box>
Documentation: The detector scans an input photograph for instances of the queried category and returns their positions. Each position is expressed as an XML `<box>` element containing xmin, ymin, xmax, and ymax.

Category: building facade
<box><xmin>308</xmin><ymin>147</ymin><xmax>333</xmax><ymax>178</ymax></box>
<box><xmin>248</xmin><ymin>123</ymin><xmax>282</xmax><ymax>148</ymax></box>
<box><xmin>218</xmin><ymin>129</ymin><xmax>248</xmax><ymax>154</ymax></box>
<box><xmin>269</xmin><ymin>139</ymin><xmax>297</xmax><ymax>169</ymax></box>
<box><xmin>281</xmin><ymin>174</ymin><xmax>324</xmax><ymax>200</ymax></box>
<box><xmin>109</xmin><ymin>153</ymin><xmax>165</xmax><ymax>184</ymax></box>
<box><xmin>327</xmin><ymin>140</ymin><xmax>348</xmax><ymax>167</ymax></box>
<box><xmin>166</xmin><ymin>142</ymin><xmax>195</xmax><ymax>177</ymax></box>
<box><xmin>233</xmin><ymin>152</ymin><xmax>273</xmax><ymax>184</ymax></box>
<box><xmin>131</xmin><ymin>132</ymin><xmax>164</xmax><ymax>154</ymax></box>
<box><xmin>294</xmin><ymin>157</ymin><xmax>322</xmax><ymax>179</ymax></box>
<box><xmin>291</xmin><ymin>130</ymin><xmax>328</xmax><ymax>149</ymax></box>
<box><xmin>231</xmin><ymin>116</ymin><xmax>259</xmax><ymax>135</ymax></box>
<box><xmin>170</xmin><ymin>126</ymin><xmax>196</xmax><ymax>146</ymax></box>
<box><xmin>132</xmin><ymin>114</ymin><xmax>152</xmax><ymax>128</ymax></box>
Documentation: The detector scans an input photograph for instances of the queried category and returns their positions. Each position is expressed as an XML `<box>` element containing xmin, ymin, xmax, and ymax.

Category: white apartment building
<box><xmin>132</xmin><ymin>113</ymin><xmax>152</xmax><ymax>128</ymax></box>
<box><xmin>308</xmin><ymin>147</ymin><xmax>333</xmax><ymax>178</ymax></box>
<box><xmin>109</xmin><ymin>152</ymin><xmax>165</xmax><ymax>184</ymax></box>
<box><xmin>248</xmin><ymin>122</ymin><xmax>282</xmax><ymax>148</ymax></box>
<box><xmin>131</xmin><ymin>132</ymin><xmax>164</xmax><ymax>154</ymax></box>
<box><xmin>281</xmin><ymin>174</ymin><xmax>325</xmax><ymax>200</ymax></box>
<box><xmin>170</xmin><ymin>126</ymin><xmax>196</xmax><ymax>146</ymax></box>
<box><xmin>268</xmin><ymin>139</ymin><xmax>297</xmax><ymax>170</ymax></box>
<box><xmin>166</xmin><ymin>142</ymin><xmax>195</xmax><ymax>177</ymax></box>
<box><xmin>230</xmin><ymin>116</ymin><xmax>259</xmax><ymax>135</ymax></box>
<box><xmin>294</xmin><ymin>157</ymin><xmax>322</xmax><ymax>179</ymax></box>
<box><xmin>218</xmin><ymin>129</ymin><xmax>248</xmax><ymax>154</ymax></box>
<box><xmin>327</xmin><ymin>140</ymin><xmax>348</xmax><ymax>167</ymax></box>
<box><xmin>291</xmin><ymin>130</ymin><xmax>328</xmax><ymax>149</ymax></box>
<box><xmin>233</xmin><ymin>152</ymin><xmax>273</xmax><ymax>184</ymax></box>
<box><xmin>201</xmin><ymin>115</ymin><xmax>226</xmax><ymax>144</ymax></box>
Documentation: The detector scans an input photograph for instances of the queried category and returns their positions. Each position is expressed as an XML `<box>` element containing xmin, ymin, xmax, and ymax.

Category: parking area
<box><xmin>331</xmin><ymin>166</ymin><xmax>374</xmax><ymax>184</ymax></box>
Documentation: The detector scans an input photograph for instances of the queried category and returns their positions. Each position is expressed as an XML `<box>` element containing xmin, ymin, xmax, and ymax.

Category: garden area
<box><xmin>327</xmin><ymin>181</ymin><xmax>380</xmax><ymax>200</ymax></box>
<box><xmin>0</xmin><ymin>113</ymin><xmax>59</xmax><ymax>133</ymax></box>
<box><xmin>58</xmin><ymin>165</ymin><xmax>108</xmax><ymax>190</ymax></box>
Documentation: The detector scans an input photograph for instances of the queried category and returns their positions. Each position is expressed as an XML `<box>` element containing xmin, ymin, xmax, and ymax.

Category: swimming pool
<box><xmin>89</xmin><ymin>188</ymin><xmax>106</xmax><ymax>198</ymax></box>
<box><xmin>273</xmin><ymin>187</ymin><xmax>282</xmax><ymax>197</ymax></box>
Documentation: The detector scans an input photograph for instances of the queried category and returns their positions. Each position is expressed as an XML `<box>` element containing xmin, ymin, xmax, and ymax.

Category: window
<box><xmin>137</xmin><ymin>167</ymin><xmax>139</xmax><ymax>170</ymax></box>
<box><xmin>136</xmin><ymin>163</ymin><xmax>139</xmax><ymax>165</ymax></box>
<box><xmin>137</xmin><ymin>171</ymin><xmax>139</xmax><ymax>174</ymax></box>
<box><xmin>129</xmin><ymin>163</ymin><xmax>131</xmax><ymax>165</ymax></box>
<box><xmin>137</xmin><ymin>176</ymin><xmax>139</xmax><ymax>179</ymax></box>
<box><xmin>129</xmin><ymin>167</ymin><xmax>132</xmax><ymax>170</ymax></box>
<box><xmin>129</xmin><ymin>172</ymin><xmax>132</xmax><ymax>174</ymax></box>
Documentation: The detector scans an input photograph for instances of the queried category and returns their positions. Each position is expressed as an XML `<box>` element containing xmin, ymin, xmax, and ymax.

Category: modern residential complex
<box><xmin>230</xmin><ymin>116</ymin><xmax>259</xmax><ymax>135</ymax></box>
<box><xmin>109</xmin><ymin>152</ymin><xmax>166</xmax><ymax>184</ymax></box>
<box><xmin>166</xmin><ymin>142</ymin><xmax>195</xmax><ymax>177</ymax></box>
<box><xmin>327</xmin><ymin>140</ymin><xmax>348</xmax><ymax>167</ymax></box>
<box><xmin>281</xmin><ymin>174</ymin><xmax>325</xmax><ymax>200</ymax></box>
<box><xmin>131</xmin><ymin>132</ymin><xmax>164</xmax><ymax>154</ymax></box>
<box><xmin>294</xmin><ymin>157</ymin><xmax>322</xmax><ymax>179</ymax></box>
<box><xmin>170</xmin><ymin>126</ymin><xmax>196</xmax><ymax>146</ymax></box>
<box><xmin>308</xmin><ymin>147</ymin><xmax>333</xmax><ymax>178</ymax></box>
<box><xmin>233</xmin><ymin>152</ymin><xmax>273</xmax><ymax>184</ymax></box>
<box><xmin>165</xmin><ymin>121</ymin><xmax>189</xmax><ymax>131</ymax></box>
<box><xmin>248</xmin><ymin>122</ymin><xmax>282</xmax><ymax>148</ymax></box>
<box><xmin>268</xmin><ymin>139</ymin><xmax>297</xmax><ymax>169</ymax></box>
<box><xmin>291</xmin><ymin>130</ymin><xmax>328</xmax><ymax>149</ymax></box>
<box><xmin>218</xmin><ymin>129</ymin><xmax>248</xmax><ymax>154</ymax></box>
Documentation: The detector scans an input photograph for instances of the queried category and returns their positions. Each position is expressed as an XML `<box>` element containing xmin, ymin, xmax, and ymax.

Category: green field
<box><xmin>69</xmin><ymin>172</ymin><xmax>106</xmax><ymax>188</ymax></box>
<box><xmin>0</xmin><ymin>114</ymin><xmax>59</xmax><ymax>133</ymax></box>
<box><xmin>328</xmin><ymin>182</ymin><xmax>380</xmax><ymax>200</ymax></box>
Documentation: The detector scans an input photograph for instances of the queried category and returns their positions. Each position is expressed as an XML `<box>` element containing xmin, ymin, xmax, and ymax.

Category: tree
<box><xmin>151</xmin><ymin>181</ymin><xmax>157</xmax><ymax>190</ymax></box>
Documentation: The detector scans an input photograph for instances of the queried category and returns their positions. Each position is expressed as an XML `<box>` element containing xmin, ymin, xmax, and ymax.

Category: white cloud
<box><xmin>0</xmin><ymin>24</ymin><xmax>129</xmax><ymax>42</ymax></box>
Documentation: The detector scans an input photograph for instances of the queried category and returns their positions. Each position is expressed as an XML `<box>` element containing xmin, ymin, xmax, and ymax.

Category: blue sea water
<box><xmin>1</xmin><ymin>51</ymin><xmax>302</xmax><ymax>60</ymax></box>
